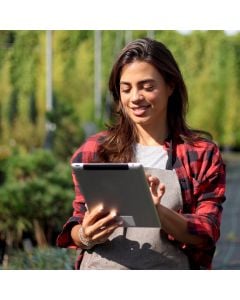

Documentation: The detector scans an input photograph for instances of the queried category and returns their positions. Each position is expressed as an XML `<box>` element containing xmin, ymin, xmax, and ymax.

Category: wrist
<box><xmin>78</xmin><ymin>226</ymin><xmax>95</xmax><ymax>249</ymax></box>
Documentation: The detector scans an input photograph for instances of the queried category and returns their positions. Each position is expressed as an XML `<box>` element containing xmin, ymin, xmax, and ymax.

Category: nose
<box><xmin>131</xmin><ymin>88</ymin><xmax>143</xmax><ymax>102</ymax></box>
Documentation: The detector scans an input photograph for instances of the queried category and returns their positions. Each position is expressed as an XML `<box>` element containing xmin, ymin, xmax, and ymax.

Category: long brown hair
<box><xmin>98</xmin><ymin>38</ymin><xmax>209</xmax><ymax>162</ymax></box>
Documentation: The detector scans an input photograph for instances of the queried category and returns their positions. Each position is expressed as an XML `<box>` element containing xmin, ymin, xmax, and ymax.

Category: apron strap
<box><xmin>166</xmin><ymin>139</ymin><xmax>176</xmax><ymax>170</ymax></box>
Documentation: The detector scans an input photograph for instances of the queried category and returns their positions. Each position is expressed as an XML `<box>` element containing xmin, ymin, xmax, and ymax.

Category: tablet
<box><xmin>71</xmin><ymin>163</ymin><xmax>161</xmax><ymax>227</ymax></box>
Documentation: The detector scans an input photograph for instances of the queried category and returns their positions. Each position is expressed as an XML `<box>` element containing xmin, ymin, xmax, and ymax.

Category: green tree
<box><xmin>45</xmin><ymin>95</ymin><xmax>84</xmax><ymax>159</ymax></box>
<box><xmin>222</xmin><ymin>35</ymin><xmax>240</xmax><ymax>147</ymax></box>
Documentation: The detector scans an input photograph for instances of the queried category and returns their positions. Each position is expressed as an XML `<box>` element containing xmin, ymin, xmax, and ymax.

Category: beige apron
<box><xmin>80</xmin><ymin>169</ymin><xmax>189</xmax><ymax>269</ymax></box>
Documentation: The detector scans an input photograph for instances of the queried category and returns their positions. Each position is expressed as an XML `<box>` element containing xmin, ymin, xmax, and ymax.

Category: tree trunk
<box><xmin>33</xmin><ymin>219</ymin><xmax>48</xmax><ymax>247</ymax></box>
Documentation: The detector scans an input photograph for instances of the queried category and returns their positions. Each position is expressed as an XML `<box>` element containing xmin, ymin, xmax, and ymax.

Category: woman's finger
<box><xmin>91</xmin><ymin>222</ymin><xmax>121</xmax><ymax>244</ymax></box>
<box><xmin>83</xmin><ymin>208</ymin><xmax>119</xmax><ymax>238</ymax></box>
<box><xmin>158</xmin><ymin>183</ymin><xmax>165</xmax><ymax>198</ymax></box>
<box><xmin>148</xmin><ymin>176</ymin><xmax>160</xmax><ymax>196</ymax></box>
<box><xmin>83</xmin><ymin>204</ymin><xmax>105</xmax><ymax>226</ymax></box>
<box><xmin>94</xmin><ymin>209</ymin><xmax>118</xmax><ymax>229</ymax></box>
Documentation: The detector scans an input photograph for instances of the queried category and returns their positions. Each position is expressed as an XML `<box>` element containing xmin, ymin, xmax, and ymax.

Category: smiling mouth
<box><xmin>130</xmin><ymin>105</ymin><xmax>151</xmax><ymax>116</ymax></box>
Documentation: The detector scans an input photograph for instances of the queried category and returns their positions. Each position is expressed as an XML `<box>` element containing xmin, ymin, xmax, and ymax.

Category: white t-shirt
<box><xmin>135</xmin><ymin>143</ymin><xmax>168</xmax><ymax>169</ymax></box>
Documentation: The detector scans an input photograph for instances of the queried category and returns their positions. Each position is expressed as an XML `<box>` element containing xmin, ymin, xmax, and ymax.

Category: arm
<box><xmin>148</xmin><ymin>143</ymin><xmax>226</xmax><ymax>247</ymax></box>
<box><xmin>148</xmin><ymin>176</ymin><xmax>205</xmax><ymax>245</ymax></box>
<box><xmin>157</xmin><ymin>204</ymin><xmax>205</xmax><ymax>245</ymax></box>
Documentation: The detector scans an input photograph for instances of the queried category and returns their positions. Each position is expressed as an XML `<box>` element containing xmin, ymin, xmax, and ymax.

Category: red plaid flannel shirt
<box><xmin>57</xmin><ymin>131</ymin><xmax>226</xmax><ymax>269</ymax></box>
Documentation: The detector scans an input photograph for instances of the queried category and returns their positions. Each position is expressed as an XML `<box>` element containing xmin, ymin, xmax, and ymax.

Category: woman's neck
<box><xmin>136</xmin><ymin>124</ymin><xmax>168</xmax><ymax>146</ymax></box>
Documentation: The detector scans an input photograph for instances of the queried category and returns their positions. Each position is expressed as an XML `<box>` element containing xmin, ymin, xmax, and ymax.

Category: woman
<box><xmin>57</xmin><ymin>38</ymin><xmax>226</xmax><ymax>269</ymax></box>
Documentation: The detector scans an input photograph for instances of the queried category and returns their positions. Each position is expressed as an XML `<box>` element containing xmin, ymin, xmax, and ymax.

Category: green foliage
<box><xmin>1</xmin><ymin>30</ymin><xmax>240</xmax><ymax>148</ymax></box>
<box><xmin>46</xmin><ymin>96</ymin><xmax>85</xmax><ymax>159</ymax></box>
<box><xmin>183</xmin><ymin>31</ymin><xmax>227</xmax><ymax>140</ymax></box>
<box><xmin>0</xmin><ymin>31</ymin><xmax>15</xmax><ymax>68</ymax></box>
<box><xmin>8</xmin><ymin>89</ymin><xmax>18</xmax><ymax>125</ymax></box>
<box><xmin>0</xmin><ymin>145</ymin><xmax>11</xmax><ymax>185</ymax></box>
<box><xmin>1</xmin><ymin>247</ymin><xmax>75</xmax><ymax>270</ymax></box>
<box><xmin>221</xmin><ymin>35</ymin><xmax>240</xmax><ymax>146</ymax></box>
<box><xmin>53</xmin><ymin>31</ymin><xmax>95</xmax><ymax>124</ymax></box>
<box><xmin>0</xmin><ymin>30</ymin><xmax>44</xmax><ymax>149</ymax></box>
<box><xmin>0</xmin><ymin>149</ymin><xmax>74</xmax><ymax>245</ymax></box>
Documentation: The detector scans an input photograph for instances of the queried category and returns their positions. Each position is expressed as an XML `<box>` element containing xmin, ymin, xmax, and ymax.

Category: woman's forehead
<box><xmin>120</xmin><ymin>61</ymin><xmax>162</xmax><ymax>83</ymax></box>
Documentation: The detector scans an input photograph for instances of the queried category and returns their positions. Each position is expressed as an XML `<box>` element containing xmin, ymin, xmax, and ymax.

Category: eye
<box><xmin>143</xmin><ymin>85</ymin><xmax>154</xmax><ymax>91</ymax></box>
<box><xmin>120</xmin><ymin>86</ymin><xmax>131</xmax><ymax>94</ymax></box>
<box><xmin>121</xmin><ymin>89</ymin><xmax>130</xmax><ymax>94</ymax></box>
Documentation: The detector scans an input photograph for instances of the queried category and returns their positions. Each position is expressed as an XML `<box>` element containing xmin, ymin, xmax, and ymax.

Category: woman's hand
<box><xmin>147</xmin><ymin>175</ymin><xmax>165</xmax><ymax>206</ymax></box>
<box><xmin>72</xmin><ymin>204</ymin><xmax>122</xmax><ymax>248</ymax></box>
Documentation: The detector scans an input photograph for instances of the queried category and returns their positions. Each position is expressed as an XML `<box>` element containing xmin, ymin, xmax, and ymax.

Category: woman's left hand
<box><xmin>147</xmin><ymin>175</ymin><xmax>165</xmax><ymax>206</ymax></box>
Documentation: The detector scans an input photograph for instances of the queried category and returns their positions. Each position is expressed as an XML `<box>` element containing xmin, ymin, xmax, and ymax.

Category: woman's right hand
<box><xmin>71</xmin><ymin>204</ymin><xmax>122</xmax><ymax>249</ymax></box>
<box><xmin>146</xmin><ymin>175</ymin><xmax>165</xmax><ymax>206</ymax></box>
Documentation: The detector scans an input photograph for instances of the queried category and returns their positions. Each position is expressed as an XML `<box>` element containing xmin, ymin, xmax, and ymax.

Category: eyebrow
<box><xmin>120</xmin><ymin>79</ymin><xmax>155</xmax><ymax>85</ymax></box>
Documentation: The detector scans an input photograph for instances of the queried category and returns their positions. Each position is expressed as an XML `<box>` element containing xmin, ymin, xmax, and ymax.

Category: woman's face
<box><xmin>119</xmin><ymin>60</ymin><xmax>173</xmax><ymax>132</ymax></box>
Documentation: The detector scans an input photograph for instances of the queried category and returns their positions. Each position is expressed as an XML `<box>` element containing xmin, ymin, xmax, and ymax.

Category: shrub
<box><xmin>0</xmin><ymin>149</ymin><xmax>74</xmax><ymax>248</ymax></box>
<box><xmin>1</xmin><ymin>247</ymin><xmax>76</xmax><ymax>270</ymax></box>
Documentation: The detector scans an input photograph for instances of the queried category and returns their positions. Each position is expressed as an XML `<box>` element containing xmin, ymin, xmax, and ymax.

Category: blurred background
<box><xmin>0</xmin><ymin>30</ymin><xmax>239</xmax><ymax>269</ymax></box>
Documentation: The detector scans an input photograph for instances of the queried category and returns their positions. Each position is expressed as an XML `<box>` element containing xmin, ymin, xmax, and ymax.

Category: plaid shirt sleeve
<box><xmin>56</xmin><ymin>132</ymin><xmax>105</xmax><ymax>249</ymax></box>
<box><xmin>173</xmin><ymin>139</ymin><xmax>226</xmax><ymax>269</ymax></box>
